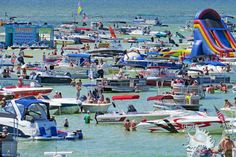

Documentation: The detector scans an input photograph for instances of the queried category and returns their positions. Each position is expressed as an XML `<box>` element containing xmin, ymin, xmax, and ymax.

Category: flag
<box><xmin>214</xmin><ymin>106</ymin><xmax>225</xmax><ymax>123</ymax></box>
<box><xmin>77</xmin><ymin>0</ymin><xmax>83</xmax><ymax>15</ymax></box>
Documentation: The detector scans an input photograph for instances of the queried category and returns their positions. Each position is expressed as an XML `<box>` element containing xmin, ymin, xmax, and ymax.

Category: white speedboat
<box><xmin>0</xmin><ymin>98</ymin><xmax>83</xmax><ymax>140</ymax></box>
<box><xmin>95</xmin><ymin>94</ymin><xmax>184</xmax><ymax>124</ymax></box>
<box><xmin>95</xmin><ymin>105</ymin><xmax>184</xmax><ymax>124</ymax></box>
<box><xmin>39</xmin><ymin>95</ymin><xmax>82</xmax><ymax>115</ymax></box>
<box><xmin>96</xmin><ymin>77</ymin><xmax>149</xmax><ymax>93</ymax></box>
<box><xmin>81</xmin><ymin>102</ymin><xmax>112</xmax><ymax>113</ymax></box>
<box><xmin>2</xmin><ymin>86</ymin><xmax>53</xmax><ymax>98</ymax></box>
<box><xmin>0</xmin><ymin>98</ymin><xmax>59</xmax><ymax>138</ymax></box>
<box><xmin>35</xmin><ymin>71</ymin><xmax>72</xmax><ymax>84</ymax></box>
<box><xmin>137</xmin><ymin>111</ymin><xmax>230</xmax><ymax>133</ymax></box>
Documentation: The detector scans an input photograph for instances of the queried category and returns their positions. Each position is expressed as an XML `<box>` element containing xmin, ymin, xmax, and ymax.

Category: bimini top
<box><xmin>15</xmin><ymin>99</ymin><xmax>49</xmax><ymax>108</ymax></box>
<box><xmin>147</xmin><ymin>95</ymin><xmax>173</xmax><ymax>101</ymax></box>
<box><xmin>195</xmin><ymin>8</ymin><xmax>221</xmax><ymax>21</ymax></box>
<box><xmin>65</xmin><ymin>53</ymin><xmax>91</xmax><ymax>58</ymax></box>
<box><xmin>112</xmin><ymin>95</ymin><xmax>140</xmax><ymax>100</ymax></box>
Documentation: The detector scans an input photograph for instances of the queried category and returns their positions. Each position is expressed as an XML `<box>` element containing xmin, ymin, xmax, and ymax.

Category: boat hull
<box><xmin>82</xmin><ymin>103</ymin><xmax>111</xmax><ymax>113</ymax></box>
<box><xmin>96</xmin><ymin>111</ymin><xmax>182</xmax><ymax>124</ymax></box>
<box><xmin>39</xmin><ymin>76</ymin><xmax>72</xmax><ymax>84</ymax></box>
<box><xmin>50</xmin><ymin>104</ymin><xmax>81</xmax><ymax>115</ymax></box>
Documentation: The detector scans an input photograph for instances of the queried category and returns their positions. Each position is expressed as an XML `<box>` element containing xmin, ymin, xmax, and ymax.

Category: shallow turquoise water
<box><xmin>1</xmin><ymin>0</ymin><xmax>236</xmax><ymax>156</ymax></box>
<box><xmin>16</xmin><ymin>82</ymin><xmax>234</xmax><ymax>157</ymax></box>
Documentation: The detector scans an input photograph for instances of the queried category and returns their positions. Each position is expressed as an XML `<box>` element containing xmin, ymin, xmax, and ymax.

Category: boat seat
<box><xmin>39</xmin><ymin>127</ymin><xmax>51</xmax><ymax>137</ymax></box>
<box><xmin>50</xmin><ymin>126</ymin><xmax>58</xmax><ymax>136</ymax></box>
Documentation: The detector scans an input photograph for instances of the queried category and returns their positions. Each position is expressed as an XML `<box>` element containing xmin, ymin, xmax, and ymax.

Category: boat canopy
<box><xmin>147</xmin><ymin>95</ymin><xmax>173</xmax><ymax>101</ymax></box>
<box><xmin>112</xmin><ymin>95</ymin><xmax>140</xmax><ymax>100</ymax></box>
<box><xmin>65</xmin><ymin>53</ymin><xmax>91</xmax><ymax>58</ymax></box>
<box><xmin>15</xmin><ymin>99</ymin><xmax>49</xmax><ymax>108</ymax></box>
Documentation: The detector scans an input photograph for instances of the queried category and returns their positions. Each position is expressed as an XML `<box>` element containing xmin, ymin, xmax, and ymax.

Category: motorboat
<box><xmin>54</xmin><ymin>37</ymin><xmax>75</xmax><ymax>45</ymax></box>
<box><xmin>96</xmin><ymin>77</ymin><xmax>149</xmax><ymax>93</ymax></box>
<box><xmin>0</xmin><ymin>98</ymin><xmax>60</xmax><ymax>138</ymax></box>
<box><xmin>38</xmin><ymin>95</ymin><xmax>82</xmax><ymax>115</ymax></box>
<box><xmin>81</xmin><ymin>101</ymin><xmax>112</xmax><ymax>113</ymax></box>
<box><xmin>139</xmin><ymin>66</ymin><xmax>176</xmax><ymax>87</ymax></box>
<box><xmin>54</xmin><ymin>53</ymin><xmax>95</xmax><ymax>79</ymax></box>
<box><xmin>187</xmin><ymin>62</ymin><xmax>234</xmax><ymax>78</ymax></box>
<box><xmin>35</xmin><ymin>71</ymin><xmax>72</xmax><ymax>84</ymax></box>
<box><xmin>95</xmin><ymin>95</ymin><xmax>185</xmax><ymax>124</ymax></box>
<box><xmin>0</xmin><ymin>77</ymin><xmax>41</xmax><ymax>88</ymax></box>
<box><xmin>177</xmin><ymin>68</ymin><xmax>231</xmax><ymax>84</ymax></box>
<box><xmin>137</xmin><ymin>111</ymin><xmax>230</xmax><ymax>133</ymax></box>
<box><xmin>2</xmin><ymin>86</ymin><xmax>53</xmax><ymax>98</ymax></box>
<box><xmin>172</xmin><ymin>84</ymin><xmax>205</xmax><ymax>98</ymax></box>
<box><xmin>148</xmin><ymin>95</ymin><xmax>202</xmax><ymax>111</ymax></box>
<box><xmin>30</xmin><ymin>43</ymin><xmax>49</xmax><ymax>50</ymax></box>
<box><xmin>0</xmin><ymin>98</ymin><xmax>83</xmax><ymax>140</ymax></box>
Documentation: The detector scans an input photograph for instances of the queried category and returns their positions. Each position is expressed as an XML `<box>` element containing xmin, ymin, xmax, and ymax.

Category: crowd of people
<box><xmin>84</xmin><ymin>89</ymin><xmax>110</xmax><ymax>104</ymax></box>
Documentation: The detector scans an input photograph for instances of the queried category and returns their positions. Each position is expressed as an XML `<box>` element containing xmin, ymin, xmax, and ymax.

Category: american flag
<box><xmin>214</xmin><ymin>106</ymin><xmax>225</xmax><ymax>123</ymax></box>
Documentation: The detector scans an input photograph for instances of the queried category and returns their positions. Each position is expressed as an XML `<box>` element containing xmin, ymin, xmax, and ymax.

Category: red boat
<box><xmin>2</xmin><ymin>86</ymin><xmax>53</xmax><ymax>98</ymax></box>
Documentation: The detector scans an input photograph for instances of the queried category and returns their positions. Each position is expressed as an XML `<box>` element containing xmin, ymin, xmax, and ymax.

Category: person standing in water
<box><xmin>84</xmin><ymin>111</ymin><xmax>92</xmax><ymax>124</ymax></box>
<box><xmin>76</xmin><ymin>82</ymin><xmax>81</xmax><ymax>100</ymax></box>
<box><xmin>124</xmin><ymin>119</ymin><xmax>131</xmax><ymax>131</ymax></box>
<box><xmin>219</xmin><ymin>136</ymin><xmax>235</xmax><ymax>157</ymax></box>
<box><xmin>64</xmin><ymin>118</ymin><xmax>69</xmax><ymax>127</ymax></box>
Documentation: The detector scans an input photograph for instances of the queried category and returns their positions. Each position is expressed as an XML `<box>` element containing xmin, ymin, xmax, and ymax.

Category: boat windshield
<box><xmin>25</xmin><ymin>103</ymin><xmax>48</xmax><ymax>121</ymax></box>
<box><xmin>4</xmin><ymin>102</ymin><xmax>16</xmax><ymax>115</ymax></box>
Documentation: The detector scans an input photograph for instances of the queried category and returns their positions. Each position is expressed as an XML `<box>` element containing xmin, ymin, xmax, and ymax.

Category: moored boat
<box><xmin>95</xmin><ymin>95</ymin><xmax>185</xmax><ymax>124</ymax></box>
<box><xmin>148</xmin><ymin>95</ymin><xmax>202</xmax><ymax>111</ymax></box>
<box><xmin>2</xmin><ymin>86</ymin><xmax>53</xmax><ymax>98</ymax></box>
<box><xmin>137</xmin><ymin>111</ymin><xmax>230</xmax><ymax>133</ymax></box>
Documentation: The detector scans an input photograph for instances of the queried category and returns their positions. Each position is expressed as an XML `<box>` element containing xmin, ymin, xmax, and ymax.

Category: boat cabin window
<box><xmin>25</xmin><ymin>103</ymin><xmax>48</xmax><ymax>121</ymax></box>
<box><xmin>4</xmin><ymin>102</ymin><xmax>16</xmax><ymax>115</ymax></box>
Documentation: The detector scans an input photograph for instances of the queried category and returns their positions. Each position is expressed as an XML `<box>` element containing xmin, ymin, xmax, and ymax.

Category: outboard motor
<box><xmin>127</xmin><ymin>105</ymin><xmax>137</xmax><ymax>113</ymax></box>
